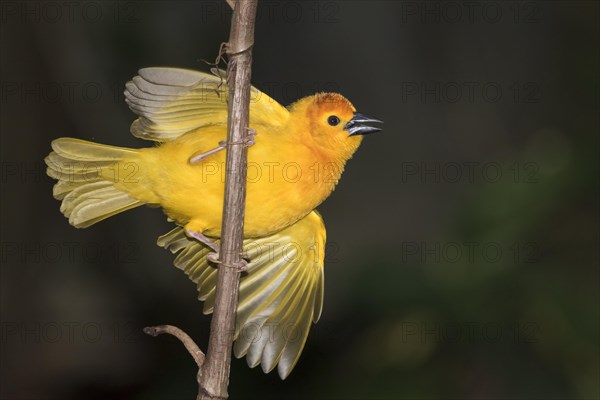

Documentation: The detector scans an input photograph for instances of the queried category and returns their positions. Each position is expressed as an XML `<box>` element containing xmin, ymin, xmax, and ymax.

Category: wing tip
<box><xmin>138</xmin><ymin>67</ymin><xmax>214</xmax><ymax>87</ymax></box>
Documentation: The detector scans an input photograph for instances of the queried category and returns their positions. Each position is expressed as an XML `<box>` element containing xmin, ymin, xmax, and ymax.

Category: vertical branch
<box><xmin>198</xmin><ymin>1</ymin><xmax>258</xmax><ymax>399</ymax></box>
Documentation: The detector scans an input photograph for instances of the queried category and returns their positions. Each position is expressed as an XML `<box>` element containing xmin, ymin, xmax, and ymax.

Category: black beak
<box><xmin>344</xmin><ymin>113</ymin><xmax>383</xmax><ymax>136</ymax></box>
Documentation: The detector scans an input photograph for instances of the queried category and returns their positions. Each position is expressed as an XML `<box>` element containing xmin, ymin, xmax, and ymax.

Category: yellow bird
<box><xmin>45</xmin><ymin>67</ymin><xmax>382</xmax><ymax>379</ymax></box>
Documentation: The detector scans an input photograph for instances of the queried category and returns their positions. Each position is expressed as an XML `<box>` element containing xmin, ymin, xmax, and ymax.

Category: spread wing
<box><xmin>157</xmin><ymin>211</ymin><xmax>326</xmax><ymax>379</ymax></box>
<box><xmin>125</xmin><ymin>67</ymin><xmax>289</xmax><ymax>141</ymax></box>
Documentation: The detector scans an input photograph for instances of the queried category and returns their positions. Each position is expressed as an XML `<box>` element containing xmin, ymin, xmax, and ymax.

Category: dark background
<box><xmin>1</xmin><ymin>1</ymin><xmax>598</xmax><ymax>399</ymax></box>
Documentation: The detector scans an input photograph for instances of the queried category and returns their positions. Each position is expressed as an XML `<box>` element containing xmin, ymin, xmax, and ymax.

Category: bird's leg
<box><xmin>186</xmin><ymin>229</ymin><xmax>220</xmax><ymax>252</ymax></box>
<box><xmin>188</xmin><ymin>142</ymin><xmax>226</xmax><ymax>164</ymax></box>
<box><xmin>189</xmin><ymin>128</ymin><xmax>257</xmax><ymax>165</ymax></box>
<box><xmin>186</xmin><ymin>229</ymin><xmax>248</xmax><ymax>272</ymax></box>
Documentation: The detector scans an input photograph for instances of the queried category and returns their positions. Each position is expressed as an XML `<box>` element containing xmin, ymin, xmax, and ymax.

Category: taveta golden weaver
<box><xmin>45</xmin><ymin>67</ymin><xmax>382</xmax><ymax>378</ymax></box>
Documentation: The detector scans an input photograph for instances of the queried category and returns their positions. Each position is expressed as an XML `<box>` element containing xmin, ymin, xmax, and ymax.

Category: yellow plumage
<box><xmin>44</xmin><ymin>67</ymin><xmax>381</xmax><ymax>378</ymax></box>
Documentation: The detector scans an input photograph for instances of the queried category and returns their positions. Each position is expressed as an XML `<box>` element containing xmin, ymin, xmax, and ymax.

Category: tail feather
<box><xmin>51</xmin><ymin>138</ymin><xmax>137</xmax><ymax>161</ymax></box>
<box><xmin>46</xmin><ymin>151</ymin><xmax>109</xmax><ymax>182</ymax></box>
<box><xmin>45</xmin><ymin>138</ymin><xmax>143</xmax><ymax>228</ymax></box>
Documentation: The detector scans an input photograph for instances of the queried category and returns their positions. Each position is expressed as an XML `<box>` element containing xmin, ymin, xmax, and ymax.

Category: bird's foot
<box><xmin>244</xmin><ymin>127</ymin><xmax>257</xmax><ymax>146</ymax></box>
<box><xmin>207</xmin><ymin>251</ymin><xmax>249</xmax><ymax>272</ymax></box>
<box><xmin>186</xmin><ymin>230</ymin><xmax>249</xmax><ymax>272</ymax></box>
<box><xmin>188</xmin><ymin>128</ymin><xmax>256</xmax><ymax>165</ymax></box>
<box><xmin>221</xmin><ymin>128</ymin><xmax>257</xmax><ymax>147</ymax></box>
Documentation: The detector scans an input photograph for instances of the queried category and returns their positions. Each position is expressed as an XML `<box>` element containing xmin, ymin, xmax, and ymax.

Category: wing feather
<box><xmin>157</xmin><ymin>211</ymin><xmax>326</xmax><ymax>379</ymax></box>
<box><xmin>125</xmin><ymin>67</ymin><xmax>289</xmax><ymax>141</ymax></box>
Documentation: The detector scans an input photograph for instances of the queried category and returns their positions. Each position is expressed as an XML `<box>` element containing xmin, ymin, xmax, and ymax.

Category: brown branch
<box><xmin>197</xmin><ymin>1</ymin><xmax>258</xmax><ymax>399</ymax></box>
<box><xmin>143</xmin><ymin>325</ymin><xmax>205</xmax><ymax>368</ymax></box>
<box><xmin>143</xmin><ymin>1</ymin><xmax>257</xmax><ymax>398</ymax></box>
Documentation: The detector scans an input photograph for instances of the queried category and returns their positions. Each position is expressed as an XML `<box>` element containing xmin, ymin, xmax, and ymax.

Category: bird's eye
<box><xmin>327</xmin><ymin>115</ymin><xmax>341</xmax><ymax>126</ymax></box>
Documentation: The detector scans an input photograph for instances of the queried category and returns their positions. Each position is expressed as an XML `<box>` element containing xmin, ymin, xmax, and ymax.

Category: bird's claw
<box><xmin>207</xmin><ymin>251</ymin><xmax>248</xmax><ymax>272</ymax></box>
<box><xmin>207</xmin><ymin>252</ymin><xmax>220</xmax><ymax>264</ymax></box>
<box><xmin>245</xmin><ymin>127</ymin><xmax>257</xmax><ymax>146</ymax></box>
<box><xmin>223</xmin><ymin>128</ymin><xmax>256</xmax><ymax>147</ymax></box>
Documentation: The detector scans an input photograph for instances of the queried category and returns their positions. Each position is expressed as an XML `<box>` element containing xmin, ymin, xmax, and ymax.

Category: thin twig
<box><xmin>144</xmin><ymin>325</ymin><xmax>205</xmax><ymax>368</ymax></box>
<box><xmin>197</xmin><ymin>1</ymin><xmax>258</xmax><ymax>399</ymax></box>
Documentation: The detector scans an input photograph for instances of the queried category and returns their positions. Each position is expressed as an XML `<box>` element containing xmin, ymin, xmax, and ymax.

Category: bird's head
<box><xmin>288</xmin><ymin>93</ymin><xmax>382</xmax><ymax>162</ymax></box>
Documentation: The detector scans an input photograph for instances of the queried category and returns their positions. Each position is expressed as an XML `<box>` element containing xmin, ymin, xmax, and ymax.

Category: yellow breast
<box><xmin>116</xmin><ymin>124</ymin><xmax>342</xmax><ymax>238</ymax></box>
